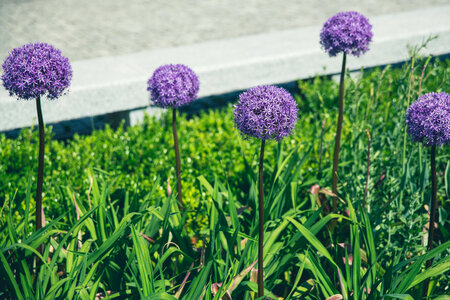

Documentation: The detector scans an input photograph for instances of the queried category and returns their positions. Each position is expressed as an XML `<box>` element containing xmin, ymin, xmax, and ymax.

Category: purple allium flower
<box><xmin>406</xmin><ymin>92</ymin><xmax>450</xmax><ymax>147</ymax></box>
<box><xmin>234</xmin><ymin>85</ymin><xmax>298</xmax><ymax>141</ymax></box>
<box><xmin>147</xmin><ymin>64</ymin><xmax>199</xmax><ymax>108</ymax></box>
<box><xmin>2</xmin><ymin>42</ymin><xmax>72</xmax><ymax>100</ymax></box>
<box><xmin>320</xmin><ymin>11</ymin><xmax>373</xmax><ymax>57</ymax></box>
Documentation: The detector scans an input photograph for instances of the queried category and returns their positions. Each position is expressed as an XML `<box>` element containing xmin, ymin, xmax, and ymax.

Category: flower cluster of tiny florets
<box><xmin>234</xmin><ymin>85</ymin><xmax>298</xmax><ymax>141</ymax></box>
<box><xmin>1</xmin><ymin>42</ymin><xmax>72</xmax><ymax>100</ymax></box>
<box><xmin>320</xmin><ymin>11</ymin><xmax>373</xmax><ymax>57</ymax></box>
<box><xmin>147</xmin><ymin>64</ymin><xmax>199</xmax><ymax>108</ymax></box>
<box><xmin>406</xmin><ymin>92</ymin><xmax>450</xmax><ymax>147</ymax></box>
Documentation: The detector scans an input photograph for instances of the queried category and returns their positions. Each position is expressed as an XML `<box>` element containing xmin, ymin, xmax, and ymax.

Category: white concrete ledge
<box><xmin>1</xmin><ymin>5</ymin><xmax>450</xmax><ymax>131</ymax></box>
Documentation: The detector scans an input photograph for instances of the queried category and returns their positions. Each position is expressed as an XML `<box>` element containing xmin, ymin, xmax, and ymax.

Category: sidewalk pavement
<box><xmin>1</xmin><ymin>0</ymin><xmax>448</xmax><ymax>62</ymax></box>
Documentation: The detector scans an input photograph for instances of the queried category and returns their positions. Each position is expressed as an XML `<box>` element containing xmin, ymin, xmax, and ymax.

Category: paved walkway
<box><xmin>1</xmin><ymin>0</ymin><xmax>448</xmax><ymax>62</ymax></box>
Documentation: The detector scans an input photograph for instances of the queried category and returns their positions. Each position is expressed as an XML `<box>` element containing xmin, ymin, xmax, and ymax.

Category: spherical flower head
<box><xmin>234</xmin><ymin>85</ymin><xmax>298</xmax><ymax>141</ymax></box>
<box><xmin>1</xmin><ymin>42</ymin><xmax>72</xmax><ymax>100</ymax></box>
<box><xmin>406</xmin><ymin>92</ymin><xmax>450</xmax><ymax>147</ymax></box>
<box><xmin>147</xmin><ymin>64</ymin><xmax>199</xmax><ymax>108</ymax></box>
<box><xmin>320</xmin><ymin>11</ymin><xmax>373</xmax><ymax>57</ymax></box>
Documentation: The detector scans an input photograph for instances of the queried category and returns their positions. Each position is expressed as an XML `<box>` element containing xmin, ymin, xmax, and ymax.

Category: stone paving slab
<box><xmin>1</xmin><ymin>0</ymin><xmax>449</xmax><ymax>62</ymax></box>
<box><xmin>0</xmin><ymin>4</ymin><xmax>450</xmax><ymax>132</ymax></box>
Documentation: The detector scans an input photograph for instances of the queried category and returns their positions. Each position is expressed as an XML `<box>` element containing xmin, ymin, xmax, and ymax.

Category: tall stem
<box><xmin>332</xmin><ymin>52</ymin><xmax>347</xmax><ymax>211</ymax></box>
<box><xmin>172</xmin><ymin>108</ymin><xmax>183</xmax><ymax>209</ymax></box>
<box><xmin>424</xmin><ymin>145</ymin><xmax>438</xmax><ymax>295</ymax></box>
<box><xmin>427</xmin><ymin>145</ymin><xmax>438</xmax><ymax>254</ymax></box>
<box><xmin>258</xmin><ymin>139</ymin><xmax>265</xmax><ymax>298</ymax></box>
<box><xmin>35</xmin><ymin>97</ymin><xmax>45</xmax><ymax>253</ymax></box>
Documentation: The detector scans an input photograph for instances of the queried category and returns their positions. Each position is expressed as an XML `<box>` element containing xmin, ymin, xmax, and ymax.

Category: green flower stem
<box><xmin>35</xmin><ymin>96</ymin><xmax>44</xmax><ymax>254</ymax></box>
<box><xmin>258</xmin><ymin>139</ymin><xmax>265</xmax><ymax>298</ymax></box>
<box><xmin>424</xmin><ymin>145</ymin><xmax>438</xmax><ymax>296</ymax></box>
<box><xmin>172</xmin><ymin>108</ymin><xmax>184</xmax><ymax>209</ymax></box>
<box><xmin>427</xmin><ymin>145</ymin><xmax>438</xmax><ymax>256</ymax></box>
<box><xmin>428</xmin><ymin>147</ymin><xmax>438</xmax><ymax>249</ymax></box>
<box><xmin>332</xmin><ymin>52</ymin><xmax>347</xmax><ymax>210</ymax></box>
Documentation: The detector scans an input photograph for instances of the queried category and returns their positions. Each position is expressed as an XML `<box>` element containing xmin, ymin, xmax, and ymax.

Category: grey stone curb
<box><xmin>1</xmin><ymin>5</ymin><xmax>449</xmax><ymax>131</ymax></box>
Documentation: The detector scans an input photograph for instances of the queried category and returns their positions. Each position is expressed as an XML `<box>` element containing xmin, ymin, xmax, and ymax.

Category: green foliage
<box><xmin>1</xmin><ymin>54</ymin><xmax>449</xmax><ymax>298</ymax></box>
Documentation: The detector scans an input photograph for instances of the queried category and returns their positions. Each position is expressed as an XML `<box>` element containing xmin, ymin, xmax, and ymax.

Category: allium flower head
<box><xmin>234</xmin><ymin>85</ymin><xmax>298</xmax><ymax>141</ymax></box>
<box><xmin>406</xmin><ymin>92</ymin><xmax>450</xmax><ymax>146</ymax></box>
<box><xmin>320</xmin><ymin>11</ymin><xmax>373</xmax><ymax>57</ymax></box>
<box><xmin>147</xmin><ymin>64</ymin><xmax>199</xmax><ymax>108</ymax></box>
<box><xmin>2</xmin><ymin>42</ymin><xmax>72</xmax><ymax>100</ymax></box>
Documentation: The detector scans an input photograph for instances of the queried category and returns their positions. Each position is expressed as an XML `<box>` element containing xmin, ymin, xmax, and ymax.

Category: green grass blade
<box><xmin>285</xmin><ymin>216</ymin><xmax>337</xmax><ymax>267</ymax></box>
<box><xmin>394</xmin><ymin>255</ymin><xmax>426</xmax><ymax>293</ymax></box>
<box><xmin>131</xmin><ymin>225</ymin><xmax>153</xmax><ymax>296</ymax></box>
<box><xmin>383</xmin><ymin>294</ymin><xmax>414</xmax><ymax>300</ymax></box>
<box><xmin>182</xmin><ymin>261</ymin><xmax>212</xmax><ymax>300</ymax></box>
<box><xmin>409</xmin><ymin>257</ymin><xmax>450</xmax><ymax>289</ymax></box>
<box><xmin>87</xmin><ymin>212</ymin><xmax>137</xmax><ymax>265</ymax></box>
<box><xmin>286</xmin><ymin>252</ymin><xmax>308</xmax><ymax>299</ymax></box>
<box><xmin>42</xmin><ymin>206</ymin><xmax>97</xmax><ymax>292</ymax></box>
<box><xmin>351</xmin><ymin>219</ymin><xmax>361</xmax><ymax>300</ymax></box>
<box><xmin>24</xmin><ymin>173</ymin><xmax>32</xmax><ymax>237</ymax></box>
<box><xmin>43</xmin><ymin>278</ymin><xmax>71</xmax><ymax>300</ymax></box>
<box><xmin>362</xmin><ymin>211</ymin><xmax>377</xmax><ymax>290</ymax></box>
<box><xmin>0</xmin><ymin>250</ymin><xmax>24</xmax><ymax>300</ymax></box>
<box><xmin>445</xmin><ymin>161</ymin><xmax>450</xmax><ymax>198</ymax></box>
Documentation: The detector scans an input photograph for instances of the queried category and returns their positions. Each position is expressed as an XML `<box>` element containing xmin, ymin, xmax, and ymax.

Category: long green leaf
<box><xmin>383</xmin><ymin>294</ymin><xmax>414</xmax><ymax>300</ymax></box>
<box><xmin>182</xmin><ymin>261</ymin><xmax>212</xmax><ymax>300</ymax></box>
<box><xmin>409</xmin><ymin>258</ymin><xmax>450</xmax><ymax>288</ymax></box>
<box><xmin>0</xmin><ymin>250</ymin><xmax>24</xmax><ymax>300</ymax></box>
<box><xmin>285</xmin><ymin>216</ymin><xmax>337</xmax><ymax>267</ymax></box>
<box><xmin>286</xmin><ymin>252</ymin><xmax>308</xmax><ymax>299</ymax></box>
<box><xmin>131</xmin><ymin>225</ymin><xmax>154</xmax><ymax>296</ymax></box>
